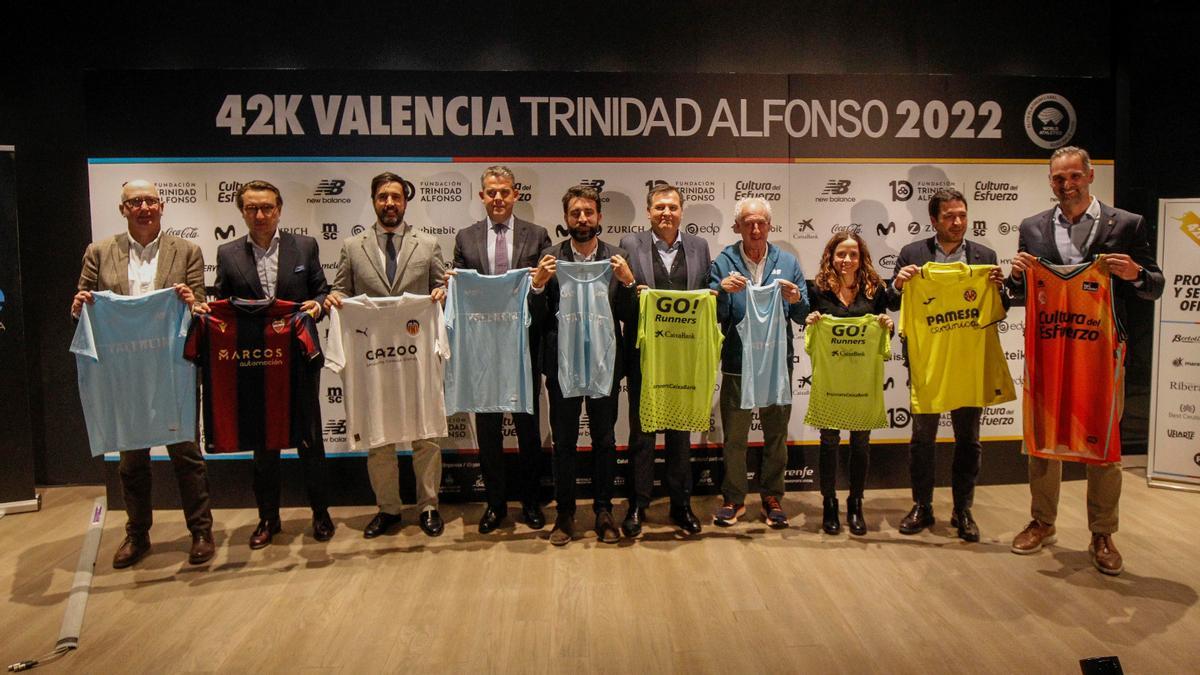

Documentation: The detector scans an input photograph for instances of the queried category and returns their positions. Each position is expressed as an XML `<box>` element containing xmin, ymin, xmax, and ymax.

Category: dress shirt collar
<box><xmin>488</xmin><ymin>214</ymin><xmax>514</xmax><ymax>232</ymax></box>
<box><xmin>128</xmin><ymin>231</ymin><xmax>162</xmax><ymax>260</ymax></box>
<box><xmin>1053</xmin><ymin>196</ymin><xmax>1101</xmax><ymax>227</ymax></box>
<box><xmin>652</xmin><ymin>230</ymin><xmax>683</xmax><ymax>252</ymax></box>
<box><xmin>249</xmin><ymin>229</ymin><xmax>280</xmax><ymax>255</ymax></box>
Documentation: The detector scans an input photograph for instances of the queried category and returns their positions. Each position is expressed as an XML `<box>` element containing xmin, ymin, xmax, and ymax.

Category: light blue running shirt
<box><xmin>70</xmin><ymin>288</ymin><xmax>197</xmax><ymax>456</ymax></box>
<box><xmin>443</xmin><ymin>268</ymin><xmax>534</xmax><ymax>413</ymax></box>
<box><xmin>736</xmin><ymin>281</ymin><xmax>792</xmax><ymax>409</ymax></box>
<box><xmin>556</xmin><ymin>260</ymin><xmax>616</xmax><ymax>398</ymax></box>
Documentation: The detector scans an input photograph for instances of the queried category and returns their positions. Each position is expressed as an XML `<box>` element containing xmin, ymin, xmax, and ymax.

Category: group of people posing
<box><xmin>73</xmin><ymin>145</ymin><xmax>1163</xmax><ymax>578</ymax></box>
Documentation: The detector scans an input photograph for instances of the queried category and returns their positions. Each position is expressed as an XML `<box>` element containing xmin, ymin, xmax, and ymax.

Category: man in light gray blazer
<box><xmin>72</xmin><ymin>179</ymin><xmax>214</xmax><ymax>569</ymax></box>
<box><xmin>618</xmin><ymin>182</ymin><xmax>712</xmax><ymax>537</ymax></box>
<box><xmin>326</xmin><ymin>172</ymin><xmax>448</xmax><ymax>538</ymax></box>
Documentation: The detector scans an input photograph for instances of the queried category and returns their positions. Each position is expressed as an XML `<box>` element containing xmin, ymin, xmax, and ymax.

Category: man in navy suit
<box><xmin>888</xmin><ymin>188</ymin><xmax>1007</xmax><ymax>543</ymax></box>
<box><xmin>451</xmin><ymin>166</ymin><xmax>552</xmax><ymax>534</ymax></box>
<box><xmin>618</xmin><ymin>183</ymin><xmax>713</xmax><ymax>537</ymax></box>
<box><xmin>211</xmin><ymin>179</ymin><xmax>335</xmax><ymax>548</ymax></box>
<box><xmin>1007</xmin><ymin>146</ymin><xmax>1164</xmax><ymax>576</ymax></box>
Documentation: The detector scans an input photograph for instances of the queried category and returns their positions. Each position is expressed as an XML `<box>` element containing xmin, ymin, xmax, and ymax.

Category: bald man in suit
<box><xmin>72</xmin><ymin>179</ymin><xmax>214</xmax><ymax>569</ymax></box>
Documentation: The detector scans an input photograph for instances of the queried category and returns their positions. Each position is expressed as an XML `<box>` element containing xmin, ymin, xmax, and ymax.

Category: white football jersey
<box><xmin>325</xmin><ymin>294</ymin><xmax>450</xmax><ymax>449</ymax></box>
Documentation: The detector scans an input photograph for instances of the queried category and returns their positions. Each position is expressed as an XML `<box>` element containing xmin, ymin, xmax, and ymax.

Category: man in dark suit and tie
<box><xmin>210</xmin><ymin>179</ymin><xmax>335</xmax><ymax>548</ymax></box>
<box><xmin>528</xmin><ymin>184</ymin><xmax>637</xmax><ymax>545</ymax></box>
<box><xmin>451</xmin><ymin>166</ymin><xmax>552</xmax><ymax>534</ymax></box>
<box><xmin>619</xmin><ymin>183</ymin><xmax>713</xmax><ymax>536</ymax></box>
<box><xmin>72</xmin><ymin>179</ymin><xmax>215</xmax><ymax>568</ymax></box>
<box><xmin>888</xmin><ymin>188</ymin><xmax>1007</xmax><ymax>543</ymax></box>
<box><xmin>1007</xmin><ymin>146</ymin><xmax>1164</xmax><ymax>576</ymax></box>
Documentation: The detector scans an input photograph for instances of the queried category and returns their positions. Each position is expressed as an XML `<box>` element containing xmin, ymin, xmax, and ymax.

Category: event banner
<box><xmin>84</xmin><ymin>71</ymin><xmax>1114</xmax><ymax>469</ymax></box>
<box><xmin>1149</xmin><ymin>199</ymin><xmax>1200</xmax><ymax>490</ymax></box>
<box><xmin>0</xmin><ymin>146</ymin><xmax>39</xmax><ymax>511</ymax></box>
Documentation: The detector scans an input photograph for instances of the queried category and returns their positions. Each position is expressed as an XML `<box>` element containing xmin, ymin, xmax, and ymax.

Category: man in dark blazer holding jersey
<box><xmin>211</xmin><ymin>179</ymin><xmax>335</xmax><ymax>548</ymax></box>
<box><xmin>619</xmin><ymin>182</ymin><xmax>712</xmax><ymax>537</ymax></box>
<box><xmin>1007</xmin><ymin>146</ymin><xmax>1164</xmax><ymax>576</ymax></box>
<box><xmin>887</xmin><ymin>187</ymin><xmax>1007</xmax><ymax>543</ymax></box>
<box><xmin>451</xmin><ymin>165</ymin><xmax>552</xmax><ymax>534</ymax></box>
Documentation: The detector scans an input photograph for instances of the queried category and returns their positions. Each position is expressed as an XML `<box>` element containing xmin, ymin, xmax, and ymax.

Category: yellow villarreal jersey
<box><xmin>899</xmin><ymin>262</ymin><xmax>1016</xmax><ymax>414</ymax></box>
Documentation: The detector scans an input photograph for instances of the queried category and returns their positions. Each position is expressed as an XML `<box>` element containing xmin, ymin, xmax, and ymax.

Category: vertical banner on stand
<box><xmin>0</xmin><ymin>146</ymin><xmax>39</xmax><ymax>511</ymax></box>
<box><xmin>1149</xmin><ymin>198</ymin><xmax>1200</xmax><ymax>490</ymax></box>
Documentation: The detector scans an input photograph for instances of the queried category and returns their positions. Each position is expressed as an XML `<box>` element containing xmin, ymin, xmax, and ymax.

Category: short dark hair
<box><xmin>371</xmin><ymin>172</ymin><xmax>407</xmax><ymax>200</ymax></box>
<box><xmin>927</xmin><ymin>188</ymin><xmax>966</xmax><ymax>220</ymax></box>
<box><xmin>562</xmin><ymin>185</ymin><xmax>602</xmax><ymax>214</ymax></box>
<box><xmin>235</xmin><ymin>180</ymin><xmax>283</xmax><ymax>210</ymax></box>
<box><xmin>646</xmin><ymin>182</ymin><xmax>683</xmax><ymax>210</ymax></box>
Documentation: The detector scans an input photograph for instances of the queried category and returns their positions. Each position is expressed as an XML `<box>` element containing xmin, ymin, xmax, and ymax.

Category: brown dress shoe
<box><xmin>189</xmin><ymin>530</ymin><xmax>216</xmax><ymax>565</ymax></box>
<box><xmin>1089</xmin><ymin>533</ymin><xmax>1123</xmax><ymax>576</ymax></box>
<box><xmin>113</xmin><ymin>535</ymin><xmax>151</xmax><ymax>569</ymax></box>
<box><xmin>249</xmin><ymin>519</ymin><xmax>282</xmax><ymax>550</ymax></box>
<box><xmin>549</xmin><ymin>514</ymin><xmax>574</xmax><ymax>547</ymax></box>
<box><xmin>1010</xmin><ymin>519</ymin><xmax>1056</xmax><ymax>554</ymax></box>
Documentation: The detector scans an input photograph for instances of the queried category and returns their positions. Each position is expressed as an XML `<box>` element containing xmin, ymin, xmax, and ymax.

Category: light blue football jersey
<box><xmin>556</xmin><ymin>260</ymin><xmax>616</xmax><ymax>398</ymax></box>
<box><xmin>443</xmin><ymin>268</ymin><xmax>534</xmax><ymax>413</ymax></box>
<box><xmin>70</xmin><ymin>288</ymin><xmax>197</xmax><ymax>456</ymax></box>
<box><xmin>737</xmin><ymin>281</ymin><xmax>792</xmax><ymax>409</ymax></box>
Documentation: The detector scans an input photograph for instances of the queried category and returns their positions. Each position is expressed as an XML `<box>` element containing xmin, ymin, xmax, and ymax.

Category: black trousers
<box><xmin>547</xmin><ymin>376</ymin><xmax>618</xmax><ymax>516</ymax></box>
<box><xmin>818</xmin><ymin>429</ymin><xmax>870</xmax><ymax>499</ymax></box>
<box><xmin>252</xmin><ymin>402</ymin><xmax>329</xmax><ymax>521</ymax></box>
<box><xmin>625</xmin><ymin>367</ymin><xmax>692</xmax><ymax>509</ymax></box>
<box><xmin>909</xmin><ymin>407</ymin><xmax>982</xmax><ymax>510</ymax></box>
<box><xmin>119</xmin><ymin>441</ymin><xmax>213</xmax><ymax>537</ymax></box>
<box><xmin>476</xmin><ymin>388</ymin><xmax>544</xmax><ymax>512</ymax></box>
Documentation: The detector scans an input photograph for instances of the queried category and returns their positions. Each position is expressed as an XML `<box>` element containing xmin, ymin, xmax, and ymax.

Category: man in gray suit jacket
<box><xmin>72</xmin><ymin>179</ymin><xmax>214</xmax><ymax>569</ymax></box>
<box><xmin>1007</xmin><ymin>146</ymin><xmax>1164</xmax><ymax>576</ymax></box>
<box><xmin>326</xmin><ymin>172</ymin><xmax>448</xmax><ymax>538</ymax></box>
<box><xmin>451</xmin><ymin>165</ymin><xmax>552</xmax><ymax>534</ymax></box>
<box><xmin>618</xmin><ymin>183</ymin><xmax>712</xmax><ymax>537</ymax></box>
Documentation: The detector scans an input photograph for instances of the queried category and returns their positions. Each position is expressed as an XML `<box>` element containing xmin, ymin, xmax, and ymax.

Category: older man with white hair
<box><xmin>708</xmin><ymin>197</ymin><xmax>809</xmax><ymax>528</ymax></box>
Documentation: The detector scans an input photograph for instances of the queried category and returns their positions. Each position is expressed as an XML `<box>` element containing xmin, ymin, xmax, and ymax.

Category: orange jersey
<box><xmin>1023</xmin><ymin>258</ymin><xmax>1126</xmax><ymax>464</ymax></box>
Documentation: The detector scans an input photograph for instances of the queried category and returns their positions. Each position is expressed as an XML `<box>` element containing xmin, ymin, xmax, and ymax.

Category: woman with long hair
<box><xmin>805</xmin><ymin>232</ymin><xmax>894</xmax><ymax>535</ymax></box>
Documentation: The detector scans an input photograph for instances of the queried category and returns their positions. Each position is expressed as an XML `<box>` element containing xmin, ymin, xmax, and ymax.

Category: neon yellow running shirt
<box><xmin>804</xmin><ymin>314</ymin><xmax>891</xmax><ymax>430</ymax></box>
<box><xmin>637</xmin><ymin>289</ymin><xmax>722</xmax><ymax>431</ymax></box>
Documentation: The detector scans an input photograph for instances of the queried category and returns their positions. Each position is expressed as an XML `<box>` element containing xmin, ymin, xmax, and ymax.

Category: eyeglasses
<box><xmin>123</xmin><ymin>197</ymin><xmax>161</xmax><ymax>208</ymax></box>
<box><xmin>242</xmin><ymin>204</ymin><xmax>278</xmax><ymax>216</ymax></box>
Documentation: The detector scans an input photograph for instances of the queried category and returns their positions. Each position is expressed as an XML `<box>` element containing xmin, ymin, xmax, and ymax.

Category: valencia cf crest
<box><xmin>406</xmin><ymin>319</ymin><xmax>420</xmax><ymax>336</ymax></box>
<box><xmin>962</xmin><ymin>288</ymin><xmax>977</xmax><ymax>302</ymax></box>
<box><xmin>272</xmin><ymin>319</ymin><xmax>287</xmax><ymax>334</ymax></box>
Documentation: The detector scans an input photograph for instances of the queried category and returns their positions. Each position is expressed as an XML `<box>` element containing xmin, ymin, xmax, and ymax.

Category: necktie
<box><xmin>1069</xmin><ymin>217</ymin><xmax>1093</xmax><ymax>254</ymax></box>
<box><xmin>385</xmin><ymin>232</ymin><xmax>397</xmax><ymax>285</ymax></box>
<box><xmin>494</xmin><ymin>224</ymin><xmax>509</xmax><ymax>274</ymax></box>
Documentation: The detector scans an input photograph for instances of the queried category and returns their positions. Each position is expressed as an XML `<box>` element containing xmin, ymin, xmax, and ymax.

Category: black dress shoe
<box><xmin>846</xmin><ymin>497</ymin><xmax>867</xmax><ymax>536</ymax></box>
<box><xmin>522</xmin><ymin>503</ymin><xmax>546</xmax><ymax>530</ymax></box>
<box><xmin>363</xmin><ymin>511</ymin><xmax>402</xmax><ymax>539</ymax></box>
<box><xmin>951</xmin><ymin>508</ymin><xmax>980</xmax><ymax>543</ymax></box>
<box><xmin>249</xmin><ymin>519</ymin><xmax>282</xmax><ymax>550</ymax></box>
<box><xmin>621</xmin><ymin>505</ymin><xmax>644</xmax><ymax>538</ymax></box>
<box><xmin>669</xmin><ymin>505</ymin><xmax>702</xmax><ymax>535</ymax></box>
<box><xmin>479</xmin><ymin>507</ymin><xmax>505</xmax><ymax>534</ymax></box>
<box><xmin>419</xmin><ymin>509</ymin><xmax>445</xmax><ymax>537</ymax></box>
<box><xmin>898</xmin><ymin>503</ymin><xmax>934</xmax><ymax>535</ymax></box>
<box><xmin>822</xmin><ymin>496</ymin><xmax>841</xmax><ymax>535</ymax></box>
<box><xmin>312</xmin><ymin>513</ymin><xmax>336</xmax><ymax>542</ymax></box>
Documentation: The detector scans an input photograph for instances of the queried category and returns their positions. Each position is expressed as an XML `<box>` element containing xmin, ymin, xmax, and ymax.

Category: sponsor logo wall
<box><xmin>83</xmin><ymin>71</ymin><xmax>1115</xmax><ymax>492</ymax></box>
<box><xmin>1149</xmin><ymin>200</ymin><xmax>1200</xmax><ymax>488</ymax></box>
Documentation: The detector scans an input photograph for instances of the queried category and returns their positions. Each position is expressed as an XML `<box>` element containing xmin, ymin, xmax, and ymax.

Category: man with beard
<box><xmin>1007</xmin><ymin>146</ymin><xmax>1164</xmax><ymax>576</ymax></box>
<box><xmin>325</xmin><ymin>172</ymin><xmax>448</xmax><ymax>539</ymax></box>
<box><xmin>618</xmin><ymin>182</ymin><xmax>712</xmax><ymax>536</ymax></box>
<box><xmin>451</xmin><ymin>166</ymin><xmax>552</xmax><ymax>534</ymax></box>
<box><xmin>528</xmin><ymin>184</ymin><xmax>636</xmax><ymax>545</ymax></box>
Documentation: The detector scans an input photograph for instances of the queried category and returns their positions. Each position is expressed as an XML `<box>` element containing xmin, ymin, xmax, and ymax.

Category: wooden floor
<box><xmin>2</xmin><ymin>470</ymin><xmax>1198</xmax><ymax>674</ymax></box>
